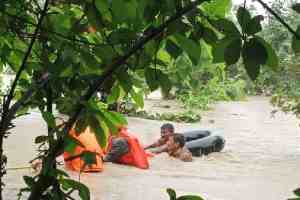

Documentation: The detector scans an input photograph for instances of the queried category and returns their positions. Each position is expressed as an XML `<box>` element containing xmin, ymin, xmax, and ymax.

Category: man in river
<box><xmin>166</xmin><ymin>133</ymin><xmax>192</xmax><ymax>162</ymax></box>
<box><xmin>144</xmin><ymin>123</ymin><xmax>174</xmax><ymax>152</ymax></box>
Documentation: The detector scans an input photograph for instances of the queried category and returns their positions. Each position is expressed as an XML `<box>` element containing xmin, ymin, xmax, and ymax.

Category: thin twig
<box><xmin>254</xmin><ymin>0</ymin><xmax>300</xmax><ymax>39</ymax></box>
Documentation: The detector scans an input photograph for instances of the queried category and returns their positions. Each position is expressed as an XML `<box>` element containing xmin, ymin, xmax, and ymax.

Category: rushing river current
<box><xmin>3</xmin><ymin>97</ymin><xmax>300</xmax><ymax>200</ymax></box>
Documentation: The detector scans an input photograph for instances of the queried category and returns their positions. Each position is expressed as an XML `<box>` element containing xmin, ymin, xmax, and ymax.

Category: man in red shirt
<box><xmin>144</xmin><ymin>123</ymin><xmax>174</xmax><ymax>152</ymax></box>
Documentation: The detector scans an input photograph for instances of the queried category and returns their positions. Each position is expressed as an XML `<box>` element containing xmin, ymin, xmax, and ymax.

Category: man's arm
<box><xmin>144</xmin><ymin>138</ymin><xmax>164</xmax><ymax>150</ymax></box>
<box><xmin>149</xmin><ymin>144</ymin><xmax>168</xmax><ymax>154</ymax></box>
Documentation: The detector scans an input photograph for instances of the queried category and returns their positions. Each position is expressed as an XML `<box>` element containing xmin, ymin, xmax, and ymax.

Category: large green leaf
<box><xmin>294</xmin><ymin>188</ymin><xmax>300</xmax><ymax>196</ymax></box>
<box><xmin>23</xmin><ymin>176</ymin><xmax>35</xmax><ymax>187</ymax></box>
<box><xmin>60</xmin><ymin>179</ymin><xmax>90</xmax><ymax>200</ymax></box>
<box><xmin>112</xmin><ymin>0</ymin><xmax>137</xmax><ymax>24</ymax></box>
<box><xmin>107</xmin><ymin>84</ymin><xmax>121</xmax><ymax>104</ymax></box>
<box><xmin>130</xmin><ymin>89</ymin><xmax>144</xmax><ymax>108</ymax></box>
<box><xmin>211</xmin><ymin>18</ymin><xmax>240</xmax><ymax>37</ymax></box>
<box><xmin>292</xmin><ymin>26</ymin><xmax>300</xmax><ymax>54</ymax></box>
<box><xmin>108</xmin><ymin>28</ymin><xmax>137</xmax><ymax>44</ymax></box>
<box><xmin>202</xmin><ymin>0</ymin><xmax>232</xmax><ymax>18</ymax></box>
<box><xmin>292</xmin><ymin>3</ymin><xmax>300</xmax><ymax>14</ymax></box>
<box><xmin>88</xmin><ymin>115</ymin><xmax>107</xmax><ymax>148</ymax></box>
<box><xmin>166</xmin><ymin>188</ymin><xmax>176</xmax><ymax>200</ymax></box>
<box><xmin>224</xmin><ymin>38</ymin><xmax>242</xmax><ymax>65</ymax></box>
<box><xmin>165</xmin><ymin>40</ymin><xmax>183</xmax><ymax>59</ymax></box>
<box><xmin>212</xmin><ymin>37</ymin><xmax>234</xmax><ymax>63</ymax></box>
<box><xmin>237</xmin><ymin>7</ymin><xmax>251</xmax><ymax>33</ymax></box>
<box><xmin>177</xmin><ymin>195</ymin><xmax>204</xmax><ymax>200</ymax></box>
<box><xmin>64</xmin><ymin>135</ymin><xmax>85</xmax><ymax>154</ymax></box>
<box><xmin>255</xmin><ymin>36</ymin><xmax>279</xmax><ymax>71</ymax></box>
<box><xmin>95</xmin><ymin>0</ymin><xmax>112</xmax><ymax>22</ymax></box>
<box><xmin>145</xmin><ymin>67</ymin><xmax>160</xmax><ymax>91</ymax></box>
<box><xmin>115</xmin><ymin>70</ymin><xmax>133</xmax><ymax>93</ymax></box>
<box><xmin>81</xmin><ymin>151</ymin><xmax>97</xmax><ymax>166</ymax></box>
<box><xmin>75</xmin><ymin>117</ymin><xmax>89</xmax><ymax>133</ymax></box>
<box><xmin>202</xmin><ymin>27</ymin><xmax>218</xmax><ymax>45</ymax></box>
<box><xmin>242</xmin><ymin>37</ymin><xmax>268</xmax><ymax>80</ymax></box>
<box><xmin>175</xmin><ymin>34</ymin><xmax>201</xmax><ymax>65</ymax></box>
<box><xmin>245</xmin><ymin>15</ymin><xmax>264</xmax><ymax>35</ymax></box>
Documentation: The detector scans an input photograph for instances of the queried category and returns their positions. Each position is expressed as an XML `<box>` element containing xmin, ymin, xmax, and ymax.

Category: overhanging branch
<box><xmin>255</xmin><ymin>0</ymin><xmax>300</xmax><ymax>40</ymax></box>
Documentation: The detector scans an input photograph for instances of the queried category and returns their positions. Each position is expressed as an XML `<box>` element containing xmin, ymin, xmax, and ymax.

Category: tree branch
<box><xmin>2</xmin><ymin>0</ymin><xmax>50</xmax><ymax>119</ymax></box>
<box><xmin>255</xmin><ymin>0</ymin><xmax>300</xmax><ymax>40</ymax></box>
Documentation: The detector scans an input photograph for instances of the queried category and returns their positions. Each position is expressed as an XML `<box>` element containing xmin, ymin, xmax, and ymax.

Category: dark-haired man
<box><xmin>144</xmin><ymin>123</ymin><xmax>174</xmax><ymax>151</ymax></box>
<box><xmin>167</xmin><ymin>133</ymin><xmax>192</xmax><ymax>162</ymax></box>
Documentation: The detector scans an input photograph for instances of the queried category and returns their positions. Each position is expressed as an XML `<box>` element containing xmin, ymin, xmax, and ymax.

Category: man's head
<box><xmin>160</xmin><ymin>123</ymin><xmax>174</xmax><ymax>140</ymax></box>
<box><xmin>167</xmin><ymin>133</ymin><xmax>185</xmax><ymax>151</ymax></box>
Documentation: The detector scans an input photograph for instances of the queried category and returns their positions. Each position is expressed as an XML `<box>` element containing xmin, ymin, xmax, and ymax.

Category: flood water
<box><xmin>3</xmin><ymin>96</ymin><xmax>300</xmax><ymax>200</ymax></box>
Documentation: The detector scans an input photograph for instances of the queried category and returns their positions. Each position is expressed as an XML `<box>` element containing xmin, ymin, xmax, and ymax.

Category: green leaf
<box><xmin>41</xmin><ymin>111</ymin><xmax>56</xmax><ymax>128</ymax></box>
<box><xmin>224</xmin><ymin>38</ymin><xmax>242</xmax><ymax>65</ymax></box>
<box><xmin>81</xmin><ymin>151</ymin><xmax>97</xmax><ymax>166</ymax></box>
<box><xmin>115</xmin><ymin>71</ymin><xmax>133</xmax><ymax>93</ymax></box>
<box><xmin>245</xmin><ymin>15</ymin><xmax>264</xmax><ymax>35</ymax></box>
<box><xmin>177</xmin><ymin>195</ymin><xmax>204</xmax><ymax>200</ymax></box>
<box><xmin>175</xmin><ymin>34</ymin><xmax>201</xmax><ymax>65</ymax></box>
<box><xmin>55</xmin><ymin>169</ymin><xmax>69</xmax><ymax>178</ymax></box>
<box><xmin>23</xmin><ymin>176</ymin><xmax>35</xmax><ymax>187</ymax></box>
<box><xmin>112</xmin><ymin>0</ymin><xmax>137</xmax><ymax>24</ymax></box>
<box><xmin>202</xmin><ymin>27</ymin><xmax>218</xmax><ymax>45</ymax></box>
<box><xmin>165</xmin><ymin>40</ymin><xmax>183</xmax><ymax>59</ymax></box>
<box><xmin>75</xmin><ymin>118</ymin><xmax>88</xmax><ymax>133</ymax></box>
<box><xmin>212</xmin><ymin>37</ymin><xmax>234</xmax><ymax>63</ymax></box>
<box><xmin>95</xmin><ymin>45</ymin><xmax>117</xmax><ymax>63</ymax></box>
<box><xmin>35</xmin><ymin>135</ymin><xmax>48</xmax><ymax>144</ymax></box>
<box><xmin>108</xmin><ymin>28</ymin><xmax>137</xmax><ymax>44</ymax></box>
<box><xmin>255</xmin><ymin>36</ymin><xmax>279</xmax><ymax>71</ymax></box>
<box><xmin>211</xmin><ymin>18</ymin><xmax>241</xmax><ymax>36</ymax></box>
<box><xmin>145</xmin><ymin>67</ymin><xmax>160</xmax><ymax>91</ymax></box>
<box><xmin>294</xmin><ymin>188</ymin><xmax>300</xmax><ymax>196</ymax></box>
<box><xmin>292</xmin><ymin>3</ymin><xmax>300</xmax><ymax>14</ymax></box>
<box><xmin>89</xmin><ymin>116</ymin><xmax>108</xmax><ymax>148</ymax></box>
<box><xmin>202</xmin><ymin>0</ymin><xmax>232</xmax><ymax>18</ymax></box>
<box><xmin>237</xmin><ymin>7</ymin><xmax>251</xmax><ymax>33</ymax></box>
<box><xmin>292</xmin><ymin>26</ymin><xmax>300</xmax><ymax>54</ymax></box>
<box><xmin>95</xmin><ymin>0</ymin><xmax>112</xmax><ymax>22</ymax></box>
<box><xmin>242</xmin><ymin>37</ymin><xmax>268</xmax><ymax>80</ymax></box>
<box><xmin>64</xmin><ymin>135</ymin><xmax>85</xmax><ymax>154</ymax></box>
<box><xmin>61</xmin><ymin>179</ymin><xmax>90</xmax><ymax>200</ymax></box>
<box><xmin>166</xmin><ymin>188</ymin><xmax>176</xmax><ymax>200</ymax></box>
<box><xmin>130</xmin><ymin>89</ymin><xmax>144</xmax><ymax>108</ymax></box>
<box><xmin>107</xmin><ymin>84</ymin><xmax>121</xmax><ymax>104</ymax></box>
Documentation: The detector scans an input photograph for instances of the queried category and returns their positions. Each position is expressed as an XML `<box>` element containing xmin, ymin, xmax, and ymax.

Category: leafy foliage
<box><xmin>167</xmin><ymin>188</ymin><xmax>204</xmax><ymax>200</ymax></box>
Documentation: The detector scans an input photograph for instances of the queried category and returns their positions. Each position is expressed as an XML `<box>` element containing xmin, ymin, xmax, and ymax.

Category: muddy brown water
<box><xmin>3</xmin><ymin>96</ymin><xmax>300</xmax><ymax>200</ymax></box>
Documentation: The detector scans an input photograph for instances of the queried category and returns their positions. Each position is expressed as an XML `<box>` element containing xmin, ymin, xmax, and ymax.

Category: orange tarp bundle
<box><xmin>106</xmin><ymin>127</ymin><xmax>149</xmax><ymax>169</ymax></box>
<box><xmin>64</xmin><ymin>126</ymin><xmax>150</xmax><ymax>172</ymax></box>
<box><xmin>63</xmin><ymin>127</ymin><xmax>104</xmax><ymax>172</ymax></box>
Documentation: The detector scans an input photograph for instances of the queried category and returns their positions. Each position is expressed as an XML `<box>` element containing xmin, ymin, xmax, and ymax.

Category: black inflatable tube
<box><xmin>183</xmin><ymin>130</ymin><xmax>211</xmax><ymax>142</ymax></box>
<box><xmin>185</xmin><ymin>135</ymin><xmax>225</xmax><ymax>157</ymax></box>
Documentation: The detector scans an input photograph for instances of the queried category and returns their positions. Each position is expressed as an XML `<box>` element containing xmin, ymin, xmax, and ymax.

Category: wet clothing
<box><xmin>168</xmin><ymin>146</ymin><xmax>193</xmax><ymax>162</ymax></box>
<box><xmin>103</xmin><ymin>138</ymin><xmax>129</xmax><ymax>162</ymax></box>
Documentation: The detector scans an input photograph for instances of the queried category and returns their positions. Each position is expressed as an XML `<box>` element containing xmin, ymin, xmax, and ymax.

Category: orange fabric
<box><xmin>64</xmin><ymin>127</ymin><xmax>104</xmax><ymax>172</ymax></box>
<box><xmin>107</xmin><ymin>128</ymin><xmax>149</xmax><ymax>169</ymax></box>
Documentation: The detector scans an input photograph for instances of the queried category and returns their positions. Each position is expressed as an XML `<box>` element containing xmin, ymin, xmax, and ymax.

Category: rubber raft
<box><xmin>183</xmin><ymin>130</ymin><xmax>225</xmax><ymax>157</ymax></box>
